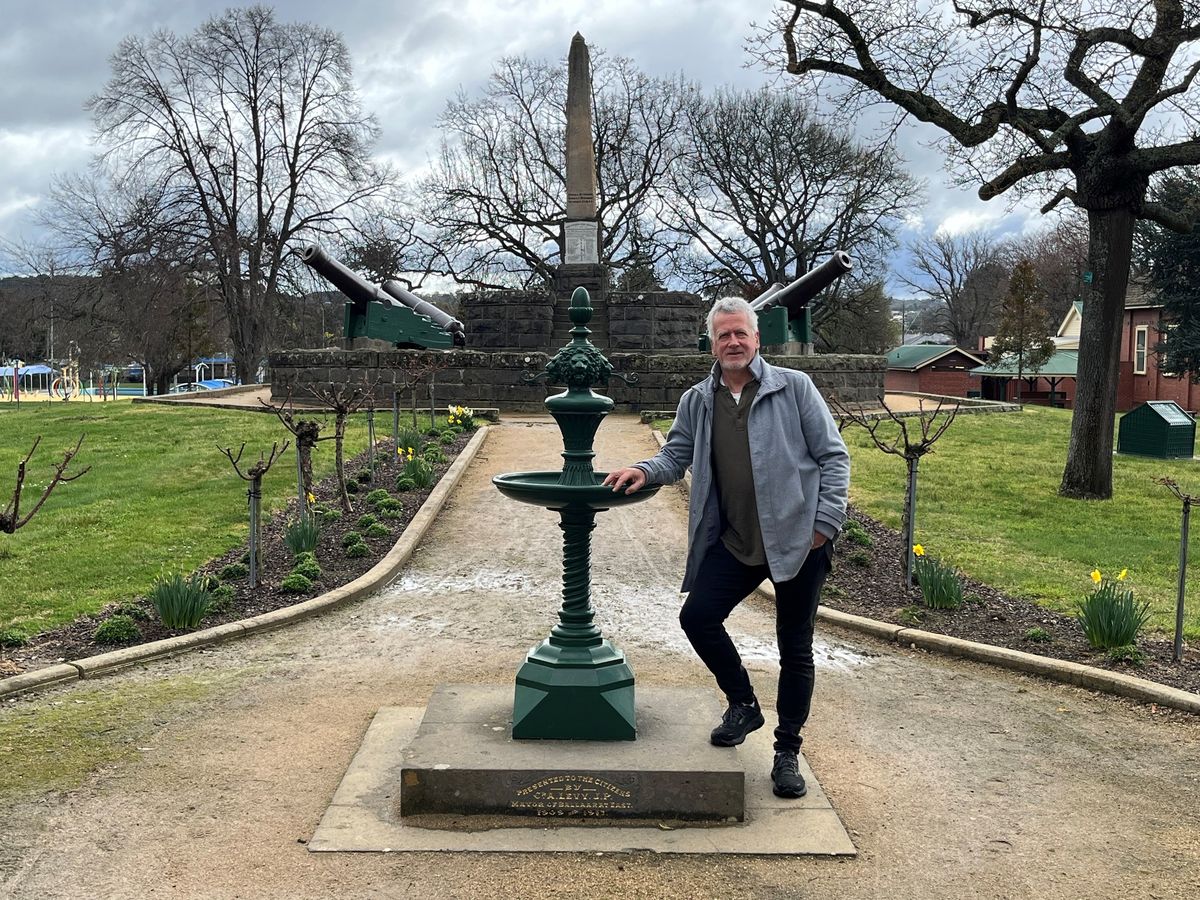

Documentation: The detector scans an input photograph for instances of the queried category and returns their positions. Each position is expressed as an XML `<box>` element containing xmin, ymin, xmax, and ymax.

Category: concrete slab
<box><xmin>400</xmin><ymin>685</ymin><xmax>744</xmax><ymax>820</ymax></box>
<box><xmin>310</xmin><ymin>689</ymin><xmax>856</xmax><ymax>856</ymax></box>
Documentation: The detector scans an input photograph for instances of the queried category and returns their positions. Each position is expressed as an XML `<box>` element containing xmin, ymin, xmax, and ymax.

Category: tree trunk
<box><xmin>334</xmin><ymin>414</ymin><xmax>350</xmax><ymax>512</ymax></box>
<box><xmin>1059</xmin><ymin>206</ymin><xmax>1134</xmax><ymax>499</ymax></box>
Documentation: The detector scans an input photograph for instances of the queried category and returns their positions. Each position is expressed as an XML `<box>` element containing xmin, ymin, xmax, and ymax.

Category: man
<box><xmin>603</xmin><ymin>297</ymin><xmax>849</xmax><ymax>798</ymax></box>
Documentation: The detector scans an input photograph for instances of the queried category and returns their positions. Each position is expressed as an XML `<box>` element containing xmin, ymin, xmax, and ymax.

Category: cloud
<box><xmin>0</xmin><ymin>0</ymin><xmax>1039</xmax><ymax>265</ymax></box>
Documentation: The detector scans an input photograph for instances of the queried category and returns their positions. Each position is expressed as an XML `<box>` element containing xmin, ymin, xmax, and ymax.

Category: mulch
<box><xmin>1</xmin><ymin>430</ymin><xmax>476</xmax><ymax>678</ymax></box>
<box><xmin>4</xmin><ymin>432</ymin><xmax>1198</xmax><ymax>701</ymax></box>
<box><xmin>826</xmin><ymin>506</ymin><xmax>1200</xmax><ymax>696</ymax></box>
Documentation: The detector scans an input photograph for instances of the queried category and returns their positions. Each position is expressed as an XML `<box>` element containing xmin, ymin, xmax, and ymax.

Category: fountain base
<box><xmin>513</xmin><ymin>639</ymin><xmax>635</xmax><ymax>740</ymax></box>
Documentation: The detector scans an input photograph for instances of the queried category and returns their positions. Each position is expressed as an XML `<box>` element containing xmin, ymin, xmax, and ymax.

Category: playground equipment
<box><xmin>50</xmin><ymin>342</ymin><xmax>82</xmax><ymax>400</ymax></box>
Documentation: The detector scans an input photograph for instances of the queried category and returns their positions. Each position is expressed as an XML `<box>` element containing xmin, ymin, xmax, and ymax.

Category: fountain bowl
<box><xmin>492</xmin><ymin>471</ymin><xmax>662</xmax><ymax>511</ymax></box>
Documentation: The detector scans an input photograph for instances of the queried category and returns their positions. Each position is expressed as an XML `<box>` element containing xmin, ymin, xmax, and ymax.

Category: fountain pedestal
<box><xmin>492</xmin><ymin>287</ymin><xmax>659</xmax><ymax>741</ymax></box>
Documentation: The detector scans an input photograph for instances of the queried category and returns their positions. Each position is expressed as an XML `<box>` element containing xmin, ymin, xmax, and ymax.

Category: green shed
<box><xmin>1117</xmin><ymin>401</ymin><xmax>1196</xmax><ymax>459</ymax></box>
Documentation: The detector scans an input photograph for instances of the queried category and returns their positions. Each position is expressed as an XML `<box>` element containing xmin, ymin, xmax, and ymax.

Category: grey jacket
<box><xmin>636</xmin><ymin>354</ymin><xmax>850</xmax><ymax>591</ymax></box>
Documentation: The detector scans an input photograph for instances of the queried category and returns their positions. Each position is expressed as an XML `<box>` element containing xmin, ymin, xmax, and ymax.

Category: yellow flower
<box><xmin>306</xmin><ymin>492</ymin><xmax>315</xmax><ymax>505</ymax></box>
<box><xmin>1091</xmin><ymin>569</ymin><xmax>1102</xmax><ymax>584</ymax></box>
<box><xmin>1117</xmin><ymin>569</ymin><xmax>1128</xmax><ymax>581</ymax></box>
<box><xmin>913</xmin><ymin>544</ymin><xmax>925</xmax><ymax>556</ymax></box>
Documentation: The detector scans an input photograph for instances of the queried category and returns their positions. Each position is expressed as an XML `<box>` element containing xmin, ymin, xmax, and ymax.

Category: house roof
<box><xmin>886</xmin><ymin>344</ymin><xmax>985</xmax><ymax>370</ymax></box>
<box><xmin>971</xmin><ymin>349</ymin><xmax>1079</xmax><ymax>378</ymax></box>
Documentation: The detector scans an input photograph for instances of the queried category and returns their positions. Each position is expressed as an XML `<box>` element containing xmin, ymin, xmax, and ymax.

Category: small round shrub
<box><xmin>345</xmin><ymin>479</ymin><xmax>360</xmax><ymax>494</ymax></box>
<box><xmin>422</xmin><ymin>446</ymin><xmax>447</xmax><ymax>465</ymax></box>
<box><xmin>1024</xmin><ymin>627</ymin><xmax>1051</xmax><ymax>643</ymax></box>
<box><xmin>379</xmin><ymin>507</ymin><xmax>403</xmax><ymax>520</ymax></box>
<box><xmin>847</xmin><ymin>550</ymin><xmax>871</xmax><ymax>568</ymax></box>
<box><xmin>357</xmin><ymin>513</ymin><xmax>378</xmax><ymax>529</ymax></box>
<box><xmin>425</xmin><ymin>426</ymin><xmax>441</xmax><ymax>437</ymax></box>
<box><xmin>355</xmin><ymin>469</ymin><xmax>372</xmax><ymax>484</ymax></box>
<box><xmin>207</xmin><ymin>584</ymin><xmax>236</xmax><ymax>614</ymax></box>
<box><xmin>365</xmin><ymin>488</ymin><xmax>391</xmax><ymax>505</ymax></box>
<box><xmin>219</xmin><ymin>562</ymin><xmax>249</xmax><ymax>581</ymax></box>
<box><xmin>116</xmin><ymin>600</ymin><xmax>151</xmax><ymax>621</ymax></box>
<box><xmin>395</xmin><ymin>475</ymin><xmax>416</xmax><ymax>492</ymax></box>
<box><xmin>94</xmin><ymin>615</ymin><xmax>141</xmax><ymax>646</ymax></box>
<box><xmin>315</xmin><ymin>506</ymin><xmax>342</xmax><ymax>525</ymax></box>
<box><xmin>842</xmin><ymin>520</ymin><xmax>873</xmax><ymax>548</ymax></box>
<box><xmin>292</xmin><ymin>556</ymin><xmax>322</xmax><ymax>581</ymax></box>
<box><xmin>0</xmin><ymin>628</ymin><xmax>28</xmax><ymax>648</ymax></box>
<box><xmin>439</xmin><ymin>432</ymin><xmax>456</xmax><ymax>446</ymax></box>
<box><xmin>345</xmin><ymin>542</ymin><xmax>370</xmax><ymax>558</ymax></box>
<box><xmin>342</xmin><ymin>531</ymin><xmax>364</xmax><ymax>549</ymax></box>
<box><xmin>365</xmin><ymin>523</ymin><xmax>390</xmax><ymax>539</ymax></box>
<box><xmin>280</xmin><ymin>573</ymin><xmax>313</xmax><ymax>593</ymax></box>
<box><xmin>377</xmin><ymin>498</ymin><xmax>403</xmax><ymax>512</ymax></box>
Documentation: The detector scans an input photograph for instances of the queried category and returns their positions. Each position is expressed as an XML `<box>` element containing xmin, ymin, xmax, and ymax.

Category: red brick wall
<box><xmin>919</xmin><ymin>368</ymin><xmax>976</xmax><ymax>397</ymax></box>
<box><xmin>885</xmin><ymin>370</ymin><xmax>921</xmax><ymax>392</ymax></box>
<box><xmin>1118</xmin><ymin>307</ymin><xmax>1200</xmax><ymax>412</ymax></box>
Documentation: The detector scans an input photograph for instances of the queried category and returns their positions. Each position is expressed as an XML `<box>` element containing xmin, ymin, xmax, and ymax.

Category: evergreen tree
<box><xmin>1137</xmin><ymin>172</ymin><xmax>1200</xmax><ymax>379</ymax></box>
<box><xmin>991</xmin><ymin>261</ymin><xmax>1055</xmax><ymax>404</ymax></box>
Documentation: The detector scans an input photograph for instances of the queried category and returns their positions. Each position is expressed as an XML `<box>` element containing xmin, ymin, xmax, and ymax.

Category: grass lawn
<box><xmin>658</xmin><ymin>405</ymin><xmax>1200</xmax><ymax>640</ymax></box>
<box><xmin>0</xmin><ymin>399</ymin><xmax>375</xmax><ymax>639</ymax></box>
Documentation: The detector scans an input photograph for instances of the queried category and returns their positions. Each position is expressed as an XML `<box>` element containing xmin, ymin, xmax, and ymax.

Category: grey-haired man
<box><xmin>604</xmin><ymin>297</ymin><xmax>849</xmax><ymax>797</ymax></box>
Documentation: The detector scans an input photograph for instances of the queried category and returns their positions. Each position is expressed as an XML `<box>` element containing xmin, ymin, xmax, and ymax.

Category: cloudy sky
<box><xmin>0</xmin><ymin>0</ymin><xmax>1041</xmax><ymax>280</ymax></box>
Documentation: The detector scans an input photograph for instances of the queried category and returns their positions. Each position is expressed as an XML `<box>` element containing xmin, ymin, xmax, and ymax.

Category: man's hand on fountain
<box><xmin>603</xmin><ymin>466</ymin><xmax>647</xmax><ymax>495</ymax></box>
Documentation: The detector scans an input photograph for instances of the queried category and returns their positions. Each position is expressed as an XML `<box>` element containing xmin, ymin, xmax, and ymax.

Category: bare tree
<box><xmin>816</xmin><ymin>280</ymin><xmax>900</xmax><ymax>353</ymax></box>
<box><xmin>302</xmin><ymin>381</ymin><xmax>376</xmax><ymax>512</ymax></box>
<box><xmin>422</xmin><ymin>52</ymin><xmax>690</xmax><ymax>288</ymax></box>
<box><xmin>665</xmin><ymin>86</ymin><xmax>920</xmax><ymax>294</ymax></box>
<box><xmin>218</xmin><ymin>440</ymin><xmax>289</xmax><ymax>588</ymax></box>
<box><xmin>88</xmin><ymin>6</ymin><xmax>391</xmax><ymax>385</ymax></box>
<box><xmin>831</xmin><ymin>398</ymin><xmax>960</xmax><ymax>586</ymax></box>
<box><xmin>899</xmin><ymin>230</ymin><xmax>1008</xmax><ymax>348</ymax></box>
<box><xmin>1009</xmin><ymin>212</ymin><xmax>1090</xmax><ymax>325</ymax></box>
<box><xmin>1</xmin><ymin>436</ymin><xmax>89</xmax><ymax>534</ymax></box>
<box><xmin>39</xmin><ymin>174</ymin><xmax>220</xmax><ymax>394</ymax></box>
<box><xmin>756</xmin><ymin>0</ymin><xmax>1200</xmax><ymax>499</ymax></box>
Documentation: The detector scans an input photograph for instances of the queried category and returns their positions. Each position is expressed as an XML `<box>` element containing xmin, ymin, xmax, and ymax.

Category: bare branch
<box><xmin>1</xmin><ymin>435</ymin><xmax>90</xmax><ymax>534</ymax></box>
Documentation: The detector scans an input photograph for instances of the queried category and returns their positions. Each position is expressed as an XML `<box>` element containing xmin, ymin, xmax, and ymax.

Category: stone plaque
<box><xmin>564</xmin><ymin>221</ymin><xmax>599</xmax><ymax>264</ymax></box>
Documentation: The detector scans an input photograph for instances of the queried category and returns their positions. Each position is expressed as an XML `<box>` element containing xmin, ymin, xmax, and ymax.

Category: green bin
<box><xmin>1117</xmin><ymin>401</ymin><xmax>1196</xmax><ymax>458</ymax></box>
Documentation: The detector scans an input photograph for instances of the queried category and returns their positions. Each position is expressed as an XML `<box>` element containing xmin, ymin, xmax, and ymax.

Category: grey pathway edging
<box><xmin>0</xmin><ymin>426</ymin><xmax>491</xmax><ymax>699</ymax></box>
<box><xmin>649</xmin><ymin>428</ymin><xmax>1200</xmax><ymax>715</ymax></box>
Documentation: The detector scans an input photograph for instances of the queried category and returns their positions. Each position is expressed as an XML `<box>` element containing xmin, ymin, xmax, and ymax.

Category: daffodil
<box><xmin>1117</xmin><ymin>568</ymin><xmax>1128</xmax><ymax>581</ymax></box>
<box><xmin>1091</xmin><ymin>569</ymin><xmax>1102</xmax><ymax>584</ymax></box>
<box><xmin>913</xmin><ymin>544</ymin><xmax>925</xmax><ymax>556</ymax></box>
<box><xmin>306</xmin><ymin>492</ymin><xmax>315</xmax><ymax>505</ymax></box>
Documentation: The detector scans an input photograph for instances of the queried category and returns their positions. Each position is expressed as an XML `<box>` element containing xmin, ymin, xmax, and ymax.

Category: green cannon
<box><xmin>699</xmin><ymin>251</ymin><xmax>854</xmax><ymax>351</ymax></box>
<box><xmin>296</xmin><ymin>244</ymin><xmax>466</xmax><ymax>350</ymax></box>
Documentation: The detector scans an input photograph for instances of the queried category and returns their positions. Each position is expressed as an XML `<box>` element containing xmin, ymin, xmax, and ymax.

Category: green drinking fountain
<box><xmin>493</xmin><ymin>287</ymin><xmax>661</xmax><ymax>740</ymax></box>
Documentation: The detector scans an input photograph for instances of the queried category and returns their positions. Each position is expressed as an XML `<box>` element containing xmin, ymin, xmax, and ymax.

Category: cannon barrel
<box><xmin>295</xmin><ymin>244</ymin><xmax>398</xmax><ymax>310</ymax></box>
<box><xmin>297</xmin><ymin>244</ymin><xmax>466</xmax><ymax>347</ymax></box>
<box><xmin>380</xmin><ymin>280</ymin><xmax>465</xmax><ymax>346</ymax></box>
<box><xmin>749</xmin><ymin>251</ymin><xmax>853</xmax><ymax>317</ymax></box>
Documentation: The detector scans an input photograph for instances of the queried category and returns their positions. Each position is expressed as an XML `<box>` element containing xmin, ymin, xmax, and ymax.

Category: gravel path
<box><xmin>1</xmin><ymin>415</ymin><xmax>1198</xmax><ymax>899</ymax></box>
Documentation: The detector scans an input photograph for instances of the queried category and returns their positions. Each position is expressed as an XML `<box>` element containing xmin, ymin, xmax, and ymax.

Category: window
<box><xmin>1134</xmin><ymin>326</ymin><xmax>1148</xmax><ymax>375</ymax></box>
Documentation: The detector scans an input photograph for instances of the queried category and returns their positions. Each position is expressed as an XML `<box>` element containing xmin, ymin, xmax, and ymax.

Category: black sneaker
<box><xmin>771</xmin><ymin>750</ymin><xmax>807</xmax><ymax>798</ymax></box>
<box><xmin>710</xmin><ymin>701</ymin><xmax>765</xmax><ymax>747</ymax></box>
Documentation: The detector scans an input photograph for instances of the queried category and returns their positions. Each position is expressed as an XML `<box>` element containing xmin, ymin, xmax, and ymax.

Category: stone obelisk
<box><xmin>555</xmin><ymin>33</ymin><xmax>608</xmax><ymax>299</ymax></box>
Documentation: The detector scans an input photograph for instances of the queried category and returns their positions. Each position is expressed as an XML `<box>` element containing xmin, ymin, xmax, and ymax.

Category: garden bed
<box><xmin>826</xmin><ymin>506</ymin><xmax>1200</xmax><ymax>696</ymax></box>
<box><xmin>0</xmin><ymin>429</ymin><xmax>476</xmax><ymax>677</ymax></box>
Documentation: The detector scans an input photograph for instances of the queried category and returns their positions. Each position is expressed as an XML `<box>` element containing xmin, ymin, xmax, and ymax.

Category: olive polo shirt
<box><xmin>712</xmin><ymin>373</ymin><xmax>765</xmax><ymax>566</ymax></box>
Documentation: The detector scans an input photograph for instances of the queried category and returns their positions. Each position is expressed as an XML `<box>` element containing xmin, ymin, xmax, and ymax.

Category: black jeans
<box><xmin>679</xmin><ymin>539</ymin><xmax>832</xmax><ymax>753</ymax></box>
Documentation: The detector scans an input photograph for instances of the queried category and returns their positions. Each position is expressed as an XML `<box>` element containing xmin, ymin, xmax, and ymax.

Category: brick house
<box><xmin>884</xmin><ymin>344</ymin><xmax>986</xmax><ymax>396</ymax></box>
<box><xmin>1058</xmin><ymin>285</ymin><xmax>1200</xmax><ymax>412</ymax></box>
